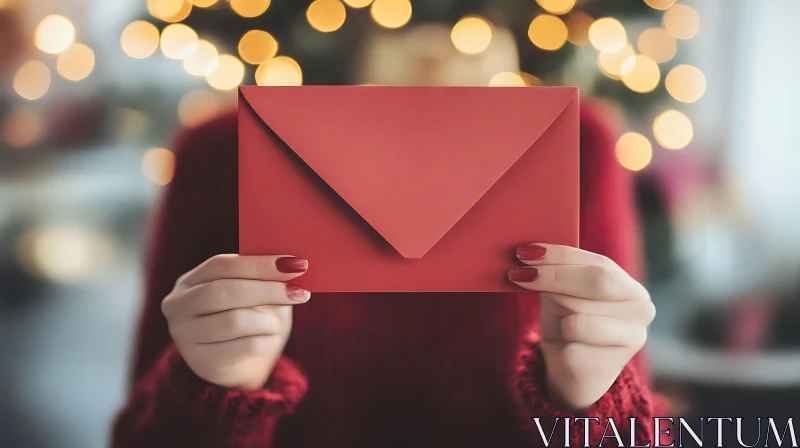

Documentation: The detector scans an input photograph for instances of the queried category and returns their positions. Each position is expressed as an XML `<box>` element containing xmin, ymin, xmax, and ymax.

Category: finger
<box><xmin>559</xmin><ymin>314</ymin><xmax>647</xmax><ymax>347</ymax></box>
<box><xmin>508</xmin><ymin>264</ymin><xmax>641</xmax><ymax>301</ymax></box>
<box><xmin>173</xmin><ymin>307</ymin><xmax>283</xmax><ymax>344</ymax></box>
<box><xmin>202</xmin><ymin>335</ymin><xmax>284</xmax><ymax>362</ymax></box>
<box><xmin>163</xmin><ymin>280</ymin><xmax>309</xmax><ymax>319</ymax></box>
<box><xmin>179</xmin><ymin>254</ymin><xmax>308</xmax><ymax>287</ymax></box>
<box><xmin>542</xmin><ymin>292</ymin><xmax>656</xmax><ymax>324</ymax></box>
<box><xmin>515</xmin><ymin>243</ymin><xmax>617</xmax><ymax>268</ymax></box>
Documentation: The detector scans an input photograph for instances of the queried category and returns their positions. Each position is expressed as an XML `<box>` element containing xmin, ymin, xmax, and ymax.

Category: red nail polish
<box><xmin>285</xmin><ymin>284</ymin><xmax>310</xmax><ymax>302</ymax></box>
<box><xmin>508</xmin><ymin>267</ymin><xmax>540</xmax><ymax>283</ymax></box>
<box><xmin>276</xmin><ymin>257</ymin><xmax>308</xmax><ymax>273</ymax></box>
<box><xmin>516</xmin><ymin>244</ymin><xmax>547</xmax><ymax>261</ymax></box>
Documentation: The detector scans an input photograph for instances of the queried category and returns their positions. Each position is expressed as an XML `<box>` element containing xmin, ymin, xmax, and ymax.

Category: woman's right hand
<box><xmin>161</xmin><ymin>254</ymin><xmax>310</xmax><ymax>391</ymax></box>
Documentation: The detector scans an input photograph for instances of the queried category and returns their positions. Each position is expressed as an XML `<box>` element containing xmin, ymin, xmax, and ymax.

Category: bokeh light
<box><xmin>644</xmin><ymin>0</ymin><xmax>675</xmax><ymax>10</ymax></box>
<box><xmin>636</xmin><ymin>28</ymin><xmax>676</xmax><ymax>63</ymax></box>
<box><xmin>255</xmin><ymin>55</ymin><xmax>303</xmax><ymax>86</ymax></box>
<box><xmin>588</xmin><ymin>17</ymin><xmax>626</xmax><ymax>53</ymax></box>
<box><xmin>344</xmin><ymin>0</ymin><xmax>372</xmax><ymax>7</ymax></box>
<box><xmin>597</xmin><ymin>43</ymin><xmax>634</xmax><ymax>80</ymax></box>
<box><xmin>665</xmin><ymin>64</ymin><xmax>706</xmax><ymax>103</ymax></box>
<box><xmin>18</xmin><ymin>224</ymin><xmax>116</xmax><ymax>284</ymax></box>
<box><xmin>307</xmin><ymin>0</ymin><xmax>347</xmax><ymax>33</ymax></box>
<box><xmin>160</xmin><ymin>24</ymin><xmax>198</xmax><ymax>60</ymax></box>
<box><xmin>528</xmin><ymin>14</ymin><xmax>568</xmax><ymax>51</ymax></box>
<box><xmin>238</xmin><ymin>30</ymin><xmax>278</xmax><ymax>65</ymax></box>
<box><xmin>205</xmin><ymin>54</ymin><xmax>245</xmax><ymax>91</ymax></box>
<box><xmin>230</xmin><ymin>0</ymin><xmax>270</xmax><ymax>18</ymax></box>
<box><xmin>621</xmin><ymin>55</ymin><xmax>660</xmax><ymax>93</ymax></box>
<box><xmin>190</xmin><ymin>0</ymin><xmax>218</xmax><ymax>6</ymax></box>
<box><xmin>653</xmin><ymin>109</ymin><xmax>693</xmax><ymax>150</ymax></box>
<box><xmin>2</xmin><ymin>107</ymin><xmax>44</xmax><ymax>148</ymax></box>
<box><xmin>13</xmin><ymin>60</ymin><xmax>51</xmax><ymax>101</ymax></box>
<box><xmin>142</xmin><ymin>148</ymin><xmax>176</xmax><ymax>185</ymax></box>
<box><xmin>489</xmin><ymin>72</ymin><xmax>526</xmax><ymax>87</ymax></box>
<box><xmin>148</xmin><ymin>0</ymin><xmax>192</xmax><ymax>22</ymax></box>
<box><xmin>535</xmin><ymin>0</ymin><xmax>575</xmax><ymax>15</ymax></box>
<box><xmin>370</xmin><ymin>0</ymin><xmax>412</xmax><ymax>29</ymax></box>
<box><xmin>34</xmin><ymin>15</ymin><xmax>76</xmax><ymax>54</ymax></box>
<box><xmin>178</xmin><ymin>90</ymin><xmax>224</xmax><ymax>128</ymax></box>
<box><xmin>663</xmin><ymin>4</ymin><xmax>700</xmax><ymax>40</ymax></box>
<box><xmin>183</xmin><ymin>40</ymin><xmax>219</xmax><ymax>76</ymax></box>
<box><xmin>450</xmin><ymin>16</ymin><xmax>493</xmax><ymax>55</ymax></box>
<box><xmin>565</xmin><ymin>11</ymin><xmax>593</xmax><ymax>46</ymax></box>
<box><xmin>519</xmin><ymin>72</ymin><xmax>543</xmax><ymax>86</ymax></box>
<box><xmin>615</xmin><ymin>132</ymin><xmax>653</xmax><ymax>171</ymax></box>
<box><xmin>121</xmin><ymin>21</ymin><xmax>160</xmax><ymax>59</ymax></box>
<box><xmin>56</xmin><ymin>43</ymin><xmax>95</xmax><ymax>81</ymax></box>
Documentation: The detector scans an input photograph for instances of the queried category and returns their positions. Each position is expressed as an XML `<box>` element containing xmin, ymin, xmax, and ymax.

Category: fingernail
<box><xmin>285</xmin><ymin>284</ymin><xmax>311</xmax><ymax>302</ymax></box>
<box><xmin>276</xmin><ymin>257</ymin><xmax>308</xmax><ymax>273</ymax></box>
<box><xmin>508</xmin><ymin>267</ymin><xmax>540</xmax><ymax>283</ymax></box>
<box><xmin>516</xmin><ymin>244</ymin><xmax>547</xmax><ymax>261</ymax></box>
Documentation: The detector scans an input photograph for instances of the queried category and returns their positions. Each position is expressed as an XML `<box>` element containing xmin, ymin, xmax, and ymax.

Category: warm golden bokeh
<box><xmin>588</xmin><ymin>17</ymin><xmax>627</xmax><ymax>53</ymax></box>
<box><xmin>121</xmin><ymin>21</ymin><xmax>160</xmax><ymax>59</ymax></box>
<box><xmin>307</xmin><ymin>0</ymin><xmax>347</xmax><ymax>33</ymax></box>
<box><xmin>255</xmin><ymin>56</ymin><xmax>303</xmax><ymax>86</ymax></box>
<box><xmin>142</xmin><ymin>148</ymin><xmax>176</xmax><ymax>185</ymax></box>
<box><xmin>205</xmin><ymin>54</ymin><xmax>245</xmax><ymax>91</ymax></box>
<box><xmin>528</xmin><ymin>14</ymin><xmax>568</xmax><ymax>51</ymax></box>
<box><xmin>148</xmin><ymin>0</ymin><xmax>192</xmax><ymax>22</ymax></box>
<box><xmin>653</xmin><ymin>109</ymin><xmax>693</xmax><ymax>150</ymax></box>
<box><xmin>565</xmin><ymin>11</ymin><xmax>593</xmax><ymax>46</ymax></box>
<box><xmin>343</xmin><ymin>0</ymin><xmax>372</xmax><ymax>7</ymax></box>
<box><xmin>56</xmin><ymin>43</ymin><xmax>95</xmax><ymax>81</ymax></box>
<box><xmin>644</xmin><ymin>0</ymin><xmax>675</xmax><ymax>10</ymax></box>
<box><xmin>183</xmin><ymin>40</ymin><xmax>219</xmax><ymax>76</ymax></box>
<box><xmin>178</xmin><ymin>90</ymin><xmax>224</xmax><ymax>128</ymax></box>
<box><xmin>160</xmin><ymin>24</ymin><xmax>199</xmax><ymax>60</ymax></box>
<box><xmin>370</xmin><ymin>0</ymin><xmax>412</xmax><ymax>29</ymax></box>
<box><xmin>13</xmin><ymin>60</ymin><xmax>51</xmax><ymax>101</ymax></box>
<box><xmin>621</xmin><ymin>55</ymin><xmax>660</xmax><ymax>93</ymax></box>
<box><xmin>18</xmin><ymin>225</ymin><xmax>116</xmax><ymax>283</ymax></box>
<box><xmin>597</xmin><ymin>43</ymin><xmax>634</xmax><ymax>80</ymax></box>
<box><xmin>488</xmin><ymin>72</ymin><xmax>526</xmax><ymax>87</ymax></box>
<box><xmin>190</xmin><ymin>0</ymin><xmax>218</xmax><ymax>6</ymax></box>
<box><xmin>2</xmin><ymin>107</ymin><xmax>44</xmax><ymax>148</ymax></box>
<box><xmin>637</xmin><ymin>28</ymin><xmax>676</xmax><ymax>63</ymax></box>
<box><xmin>34</xmin><ymin>15</ymin><xmax>76</xmax><ymax>55</ymax></box>
<box><xmin>666</xmin><ymin>64</ymin><xmax>706</xmax><ymax>103</ymax></box>
<box><xmin>535</xmin><ymin>0</ymin><xmax>575</xmax><ymax>15</ymax></box>
<box><xmin>230</xmin><ymin>0</ymin><xmax>271</xmax><ymax>18</ymax></box>
<box><xmin>519</xmin><ymin>72</ymin><xmax>543</xmax><ymax>86</ymax></box>
<box><xmin>238</xmin><ymin>30</ymin><xmax>278</xmax><ymax>65</ymax></box>
<box><xmin>615</xmin><ymin>132</ymin><xmax>653</xmax><ymax>171</ymax></box>
<box><xmin>663</xmin><ymin>4</ymin><xmax>700</xmax><ymax>40</ymax></box>
<box><xmin>450</xmin><ymin>16</ymin><xmax>493</xmax><ymax>54</ymax></box>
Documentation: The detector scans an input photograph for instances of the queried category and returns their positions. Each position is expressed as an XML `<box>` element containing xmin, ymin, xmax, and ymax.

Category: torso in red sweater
<box><xmin>112</xmin><ymin>102</ymin><xmax>661</xmax><ymax>448</ymax></box>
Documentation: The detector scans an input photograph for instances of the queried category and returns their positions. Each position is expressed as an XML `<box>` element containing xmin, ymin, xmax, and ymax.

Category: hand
<box><xmin>161</xmin><ymin>254</ymin><xmax>310</xmax><ymax>391</ymax></box>
<box><xmin>509</xmin><ymin>244</ymin><xmax>655</xmax><ymax>410</ymax></box>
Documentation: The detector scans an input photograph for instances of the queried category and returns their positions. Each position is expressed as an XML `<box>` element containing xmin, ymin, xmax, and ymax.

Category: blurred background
<box><xmin>1</xmin><ymin>0</ymin><xmax>799</xmax><ymax>446</ymax></box>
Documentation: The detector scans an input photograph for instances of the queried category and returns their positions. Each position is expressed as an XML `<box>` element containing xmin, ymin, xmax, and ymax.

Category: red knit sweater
<box><xmin>111</xmin><ymin>101</ymin><xmax>665</xmax><ymax>448</ymax></box>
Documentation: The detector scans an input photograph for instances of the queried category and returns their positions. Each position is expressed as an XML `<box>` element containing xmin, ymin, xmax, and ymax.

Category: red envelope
<box><xmin>238</xmin><ymin>86</ymin><xmax>579</xmax><ymax>292</ymax></box>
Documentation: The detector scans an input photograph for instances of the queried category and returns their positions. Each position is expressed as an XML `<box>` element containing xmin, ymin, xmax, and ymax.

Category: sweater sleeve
<box><xmin>111</xmin><ymin>114</ymin><xmax>308</xmax><ymax>448</ymax></box>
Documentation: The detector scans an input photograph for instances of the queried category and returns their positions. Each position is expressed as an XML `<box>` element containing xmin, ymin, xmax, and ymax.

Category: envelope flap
<box><xmin>240</xmin><ymin>86</ymin><xmax>577</xmax><ymax>258</ymax></box>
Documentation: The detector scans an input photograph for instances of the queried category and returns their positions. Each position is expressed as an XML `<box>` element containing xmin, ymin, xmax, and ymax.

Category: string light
<box><xmin>597</xmin><ymin>43</ymin><xmax>634</xmax><ymax>80</ymax></box>
<box><xmin>620</xmin><ymin>55</ymin><xmax>660</xmax><ymax>93</ymax></box>
<box><xmin>2</xmin><ymin>107</ymin><xmax>44</xmax><ymax>148</ymax></box>
<box><xmin>13</xmin><ymin>60</ymin><xmax>51</xmax><ymax>100</ymax></box>
<box><xmin>142</xmin><ymin>148</ymin><xmax>176</xmax><ymax>185</ymax></box>
<box><xmin>450</xmin><ymin>16</ymin><xmax>493</xmax><ymax>55</ymax></box>
<box><xmin>160</xmin><ymin>24</ymin><xmax>198</xmax><ymax>60</ymax></box>
<box><xmin>121</xmin><ymin>21</ymin><xmax>160</xmax><ymax>59</ymax></box>
<box><xmin>370</xmin><ymin>0</ymin><xmax>412</xmax><ymax>29</ymax></box>
<box><xmin>238</xmin><ymin>30</ymin><xmax>278</xmax><ymax>65</ymax></box>
<box><xmin>528</xmin><ymin>14</ymin><xmax>568</xmax><ymax>51</ymax></box>
<box><xmin>644</xmin><ymin>0</ymin><xmax>675</xmax><ymax>10</ymax></box>
<box><xmin>255</xmin><ymin>55</ymin><xmax>303</xmax><ymax>86</ymax></box>
<box><xmin>636</xmin><ymin>28</ymin><xmax>676</xmax><ymax>63</ymax></box>
<box><xmin>536</xmin><ymin>0</ymin><xmax>575</xmax><ymax>15</ymax></box>
<box><xmin>489</xmin><ymin>72</ymin><xmax>526</xmax><ymax>87</ymax></box>
<box><xmin>663</xmin><ymin>4</ymin><xmax>700</xmax><ymax>40</ymax></box>
<box><xmin>178</xmin><ymin>90</ymin><xmax>223</xmax><ymax>128</ymax></box>
<box><xmin>307</xmin><ymin>0</ymin><xmax>347</xmax><ymax>33</ymax></box>
<box><xmin>653</xmin><ymin>109</ymin><xmax>693</xmax><ymax>150</ymax></box>
<box><xmin>189</xmin><ymin>0</ymin><xmax>218</xmax><ymax>6</ymax></box>
<box><xmin>230</xmin><ymin>0</ymin><xmax>270</xmax><ymax>18</ymax></box>
<box><xmin>34</xmin><ymin>15</ymin><xmax>75</xmax><ymax>54</ymax></box>
<box><xmin>56</xmin><ymin>43</ymin><xmax>95</xmax><ymax>81</ymax></box>
<box><xmin>343</xmin><ymin>0</ymin><xmax>372</xmax><ymax>7</ymax></box>
<box><xmin>183</xmin><ymin>40</ymin><xmax>219</xmax><ymax>76</ymax></box>
<box><xmin>615</xmin><ymin>132</ymin><xmax>652</xmax><ymax>171</ymax></box>
<box><xmin>665</xmin><ymin>64</ymin><xmax>706</xmax><ymax>103</ymax></box>
<box><xmin>588</xmin><ymin>17</ymin><xmax>626</xmax><ymax>53</ymax></box>
<box><xmin>565</xmin><ymin>11</ymin><xmax>593</xmax><ymax>46</ymax></box>
<box><xmin>205</xmin><ymin>54</ymin><xmax>245</xmax><ymax>91</ymax></box>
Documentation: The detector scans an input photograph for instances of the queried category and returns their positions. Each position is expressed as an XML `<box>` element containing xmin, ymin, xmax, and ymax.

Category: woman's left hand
<box><xmin>509</xmin><ymin>243</ymin><xmax>656</xmax><ymax>410</ymax></box>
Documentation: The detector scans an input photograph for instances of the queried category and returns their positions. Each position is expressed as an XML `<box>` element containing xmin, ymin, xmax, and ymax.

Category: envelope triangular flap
<box><xmin>240</xmin><ymin>86</ymin><xmax>577</xmax><ymax>258</ymax></box>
